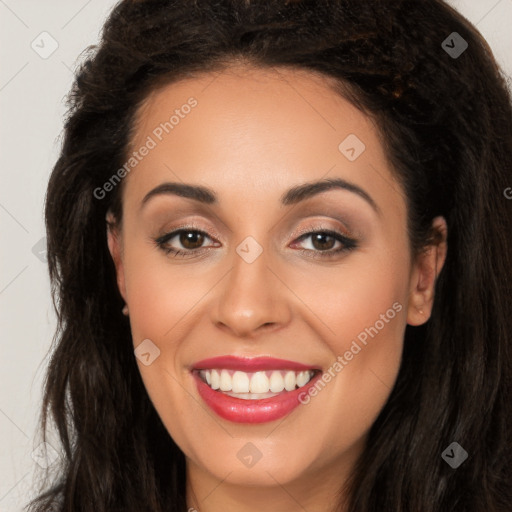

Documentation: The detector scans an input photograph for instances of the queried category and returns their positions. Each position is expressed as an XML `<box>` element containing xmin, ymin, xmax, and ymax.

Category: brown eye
<box><xmin>292</xmin><ymin>229</ymin><xmax>358</xmax><ymax>259</ymax></box>
<box><xmin>154</xmin><ymin>228</ymin><xmax>215</xmax><ymax>257</ymax></box>
<box><xmin>309</xmin><ymin>232</ymin><xmax>336</xmax><ymax>251</ymax></box>
<box><xmin>179</xmin><ymin>230</ymin><xmax>206</xmax><ymax>249</ymax></box>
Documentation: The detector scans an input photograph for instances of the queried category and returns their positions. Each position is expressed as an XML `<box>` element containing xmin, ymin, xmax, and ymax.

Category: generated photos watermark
<box><xmin>93</xmin><ymin>97</ymin><xmax>198</xmax><ymax>200</ymax></box>
<box><xmin>298</xmin><ymin>301</ymin><xmax>403</xmax><ymax>404</ymax></box>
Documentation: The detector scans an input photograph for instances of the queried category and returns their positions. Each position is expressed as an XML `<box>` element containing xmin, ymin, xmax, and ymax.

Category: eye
<box><xmin>154</xmin><ymin>228</ymin><xmax>218</xmax><ymax>258</ymax></box>
<box><xmin>291</xmin><ymin>229</ymin><xmax>358</xmax><ymax>258</ymax></box>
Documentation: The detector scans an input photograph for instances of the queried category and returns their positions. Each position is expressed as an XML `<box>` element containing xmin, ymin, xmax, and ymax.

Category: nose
<box><xmin>211</xmin><ymin>246</ymin><xmax>292</xmax><ymax>339</ymax></box>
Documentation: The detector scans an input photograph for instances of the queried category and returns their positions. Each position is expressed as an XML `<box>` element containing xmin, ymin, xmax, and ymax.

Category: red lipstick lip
<box><xmin>191</xmin><ymin>355</ymin><xmax>320</xmax><ymax>372</ymax></box>
<box><xmin>192</xmin><ymin>370</ymin><xmax>322</xmax><ymax>424</ymax></box>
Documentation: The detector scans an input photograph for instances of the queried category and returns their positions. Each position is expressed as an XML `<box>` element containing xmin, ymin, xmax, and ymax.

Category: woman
<box><xmin>28</xmin><ymin>0</ymin><xmax>512</xmax><ymax>511</ymax></box>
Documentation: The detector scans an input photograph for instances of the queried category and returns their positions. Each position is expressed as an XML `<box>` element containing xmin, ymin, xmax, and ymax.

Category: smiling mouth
<box><xmin>194</xmin><ymin>368</ymin><xmax>320</xmax><ymax>400</ymax></box>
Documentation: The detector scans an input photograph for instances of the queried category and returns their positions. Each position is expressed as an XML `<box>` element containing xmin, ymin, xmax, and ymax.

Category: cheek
<box><xmin>122</xmin><ymin>241</ymin><xmax>214</xmax><ymax>342</ymax></box>
<box><xmin>283</xmin><ymin>245</ymin><xmax>408</xmax><ymax>418</ymax></box>
<box><xmin>284</xmin><ymin>242</ymin><xmax>409</xmax><ymax>344</ymax></box>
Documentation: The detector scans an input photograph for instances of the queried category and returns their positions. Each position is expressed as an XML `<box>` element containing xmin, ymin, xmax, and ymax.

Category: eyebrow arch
<box><xmin>281</xmin><ymin>178</ymin><xmax>379</xmax><ymax>214</ymax></box>
<box><xmin>140</xmin><ymin>178</ymin><xmax>380</xmax><ymax>214</ymax></box>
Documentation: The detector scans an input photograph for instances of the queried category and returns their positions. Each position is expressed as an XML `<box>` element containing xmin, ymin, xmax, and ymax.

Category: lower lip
<box><xmin>192</xmin><ymin>371</ymin><xmax>321</xmax><ymax>424</ymax></box>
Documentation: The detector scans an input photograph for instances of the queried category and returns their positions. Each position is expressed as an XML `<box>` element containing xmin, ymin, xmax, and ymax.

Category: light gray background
<box><xmin>1</xmin><ymin>1</ymin><xmax>511</xmax><ymax>510</ymax></box>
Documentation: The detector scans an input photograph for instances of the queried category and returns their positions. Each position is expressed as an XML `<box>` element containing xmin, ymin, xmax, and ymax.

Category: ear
<box><xmin>106</xmin><ymin>210</ymin><xmax>127</xmax><ymax>302</ymax></box>
<box><xmin>407</xmin><ymin>216</ymin><xmax>448</xmax><ymax>326</ymax></box>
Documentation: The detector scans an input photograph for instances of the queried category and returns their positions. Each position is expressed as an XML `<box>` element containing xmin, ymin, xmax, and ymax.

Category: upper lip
<box><xmin>191</xmin><ymin>355</ymin><xmax>321</xmax><ymax>372</ymax></box>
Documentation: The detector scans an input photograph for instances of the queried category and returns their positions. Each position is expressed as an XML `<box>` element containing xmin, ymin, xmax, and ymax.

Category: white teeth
<box><xmin>219</xmin><ymin>369</ymin><xmax>232</xmax><ymax>391</ymax></box>
<box><xmin>210</xmin><ymin>369</ymin><xmax>220</xmax><ymax>390</ymax></box>
<box><xmin>269</xmin><ymin>371</ymin><xmax>285</xmax><ymax>392</ymax></box>
<box><xmin>200</xmin><ymin>368</ymin><xmax>315</xmax><ymax>398</ymax></box>
<box><xmin>232</xmin><ymin>371</ymin><xmax>250</xmax><ymax>393</ymax></box>
<box><xmin>284</xmin><ymin>371</ymin><xmax>296</xmax><ymax>391</ymax></box>
<box><xmin>296</xmin><ymin>371</ymin><xmax>310</xmax><ymax>387</ymax></box>
<box><xmin>250</xmin><ymin>371</ymin><xmax>270</xmax><ymax>393</ymax></box>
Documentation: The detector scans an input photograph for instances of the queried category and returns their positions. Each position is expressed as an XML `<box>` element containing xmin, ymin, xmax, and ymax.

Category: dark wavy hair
<box><xmin>28</xmin><ymin>0</ymin><xmax>512</xmax><ymax>511</ymax></box>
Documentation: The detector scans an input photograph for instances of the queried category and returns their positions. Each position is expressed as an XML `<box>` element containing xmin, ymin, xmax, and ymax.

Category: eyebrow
<box><xmin>140</xmin><ymin>178</ymin><xmax>380</xmax><ymax>214</ymax></box>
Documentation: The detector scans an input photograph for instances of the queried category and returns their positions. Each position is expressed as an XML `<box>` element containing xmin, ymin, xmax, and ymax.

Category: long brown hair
<box><xmin>28</xmin><ymin>1</ymin><xmax>512</xmax><ymax>510</ymax></box>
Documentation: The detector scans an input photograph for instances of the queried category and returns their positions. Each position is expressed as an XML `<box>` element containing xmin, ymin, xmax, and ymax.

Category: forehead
<box><xmin>132</xmin><ymin>65</ymin><xmax>372</xmax><ymax>161</ymax></box>
<box><xmin>124</xmin><ymin>65</ymin><xmax>404</xmax><ymax>218</ymax></box>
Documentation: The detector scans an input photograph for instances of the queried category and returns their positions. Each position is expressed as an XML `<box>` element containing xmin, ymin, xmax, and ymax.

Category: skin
<box><xmin>106</xmin><ymin>65</ymin><xmax>447</xmax><ymax>512</ymax></box>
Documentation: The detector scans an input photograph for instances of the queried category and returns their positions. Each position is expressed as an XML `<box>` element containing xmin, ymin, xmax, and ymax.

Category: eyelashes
<box><xmin>154</xmin><ymin>228</ymin><xmax>218</xmax><ymax>258</ymax></box>
<box><xmin>292</xmin><ymin>229</ymin><xmax>358</xmax><ymax>258</ymax></box>
<box><xmin>152</xmin><ymin>225</ymin><xmax>358</xmax><ymax>260</ymax></box>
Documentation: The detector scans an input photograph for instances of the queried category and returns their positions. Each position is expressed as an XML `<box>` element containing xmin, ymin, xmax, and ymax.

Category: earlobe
<box><xmin>406</xmin><ymin>216</ymin><xmax>448</xmax><ymax>326</ymax></box>
<box><xmin>106</xmin><ymin>211</ymin><xmax>127</xmax><ymax>302</ymax></box>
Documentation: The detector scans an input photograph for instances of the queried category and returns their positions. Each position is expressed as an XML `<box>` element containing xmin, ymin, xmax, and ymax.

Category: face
<box><xmin>107</xmin><ymin>65</ymin><xmax>446</xmax><ymax>508</ymax></box>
